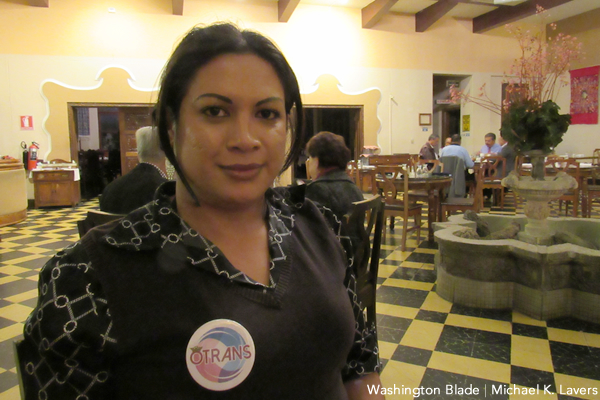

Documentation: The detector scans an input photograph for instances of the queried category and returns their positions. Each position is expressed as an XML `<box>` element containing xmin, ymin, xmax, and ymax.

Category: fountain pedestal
<box><xmin>502</xmin><ymin>171</ymin><xmax>577</xmax><ymax>245</ymax></box>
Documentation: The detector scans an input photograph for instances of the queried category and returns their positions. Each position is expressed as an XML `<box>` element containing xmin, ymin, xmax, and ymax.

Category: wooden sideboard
<box><xmin>32</xmin><ymin>169</ymin><xmax>80</xmax><ymax>208</ymax></box>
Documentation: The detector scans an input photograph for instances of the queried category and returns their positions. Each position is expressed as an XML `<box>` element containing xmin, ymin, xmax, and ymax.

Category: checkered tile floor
<box><xmin>0</xmin><ymin>196</ymin><xmax>599</xmax><ymax>399</ymax></box>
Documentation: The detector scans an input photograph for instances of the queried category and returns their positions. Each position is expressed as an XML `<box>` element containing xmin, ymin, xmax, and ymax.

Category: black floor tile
<box><xmin>512</xmin><ymin>323</ymin><xmax>548</xmax><ymax>339</ymax></box>
<box><xmin>0</xmin><ymin>251</ymin><xmax>33</xmax><ymax>262</ymax></box>
<box><xmin>375</xmin><ymin>285</ymin><xmax>428</xmax><ymax>308</ymax></box>
<box><xmin>547</xmin><ymin>317</ymin><xmax>600</xmax><ymax>335</ymax></box>
<box><xmin>0</xmin><ymin>279</ymin><xmax>38</xmax><ymax>297</ymax></box>
<box><xmin>511</xmin><ymin>365</ymin><xmax>556</xmax><ymax>392</ymax></box>
<box><xmin>550</xmin><ymin>341</ymin><xmax>600</xmax><ymax>380</ymax></box>
<box><xmin>475</xmin><ymin>330</ymin><xmax>511</xmax><ymax>346</ymax></box>
<box><xmin>377</xmin><ymin>326</ymin><xmax>407</xmax><ymax>343</ymax></box>
<box><xmin>405</xmin><ymin>252</ymin><xmax>435</xmax><ymax>264</ymax></box>
<box><xmin>416</xmin><ymin>310</ymin><xmax>448</xmax><ymax>324</ymax></box>
<box><xmin>472</xmin><ymin>342</ymin><xmax>511</xmax><ymax>364</ymax></box>
<box><xmin>462</xmin><ymin>376</ymin><xmax>509</xmax><ymax>400</ymax></box>
<box><xmin>0</xmin><ymin>372</ymin><xmax>18</xmax><ymax>393</ymax></box>
<box><xmin>377</xmin><ymin>315</ymin><xmax>413</xmax><ymax>331</ymax></box>
<box><xmin>418</xmin><ymin>241</ymin><xmax>438</xmax><ymax>250</ymax></box>
<box><xmin>390</xmin><ymin>344</ymin><xmax>432</xmax><ymax>367</ymax></box>
<box><xmin>7</xmin><ymin>257</ymin><xmax>49</xmax><ymax>269</ymax></box>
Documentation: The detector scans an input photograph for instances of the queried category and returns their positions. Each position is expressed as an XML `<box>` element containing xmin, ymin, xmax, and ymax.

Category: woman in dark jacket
<box><xmin>305</xmin><ymin>131</ymin><xmax>364</xmax><ymax>220</ymax></box>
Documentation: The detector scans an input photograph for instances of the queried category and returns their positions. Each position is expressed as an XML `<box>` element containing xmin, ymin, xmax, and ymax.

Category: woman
<box><xmin>305</xmin><ymin>131</ymin><xmax>364</xmax><ymax>220</ymax></box>
<box><xmin>18</xmin><ymin>23</ymin><xmax>383</xmax><ymax>399</ymax></box>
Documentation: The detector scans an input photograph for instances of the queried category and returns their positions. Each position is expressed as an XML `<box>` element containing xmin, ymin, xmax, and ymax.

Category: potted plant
<box><xmin>450</xmin><ymin>5</ymin><xmax>583</xmax><ymax>180</ymax></box>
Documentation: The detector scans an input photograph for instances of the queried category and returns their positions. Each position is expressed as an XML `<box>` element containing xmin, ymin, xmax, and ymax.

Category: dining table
<box><xmin>362</xmin><ymin>165</ymin><xmax>452</xmax><ymax>242</ymax></box>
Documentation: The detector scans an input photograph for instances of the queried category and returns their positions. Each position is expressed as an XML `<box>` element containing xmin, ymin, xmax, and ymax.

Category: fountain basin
<box><xmin>434</xmin><ymin>214</ymin><xmax>600</xmax><ymax>323</ymax></box>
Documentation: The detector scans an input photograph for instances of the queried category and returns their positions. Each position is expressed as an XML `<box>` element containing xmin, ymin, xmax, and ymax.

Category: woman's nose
<box><xmin>228</xmin><ymin>114</ymin><xmax>261</xmax><ymax>151</ymax></box>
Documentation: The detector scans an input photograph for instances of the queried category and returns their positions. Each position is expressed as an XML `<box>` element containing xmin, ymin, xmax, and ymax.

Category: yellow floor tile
<box><xmin>421</xmin><ymin>263</ymin><xmax>434</xmax><ymax>270</ymax></box>
<box><xmin>511</xmin><ymin>337</ymin><xmax>553</xmax><ymax>372</ymax></box>
<box><xmin>400</xmin><ymin>320</ymin><xmax>444</xmax><ymax>350</ymax></box>
<box><xmin>554</xmin><ymin>374</ymin><xmax>600</xmax><ymax>400</ymax></box>
<box><xmin>379</xmin><ymin>360</ymin><xmax>426</xmax><ymax>399</ymax></box>
<box><xmin>13</xmin><ymin>247</ymin><xmax>53</xmax><ymax>255</ymax></box>
<box><xmin>378</xmin><ymin>264</ymin><xmax>400</xmax><ymax>278</ymax></box>
<box><xmin>428</xmin><ymin>352</ymin><xmax>511</xmax><ymax>383</ymax></box>
<box><xmin>512</xmin><ymin>311</ymin><xmax>547</xmax><ymax>327</ymax></box>
<box><xmin>547</xmin><ymin>328</ymin><xmax>587</xmax><ymax>346</ymax></box>
<box><xmin>0</xmin><ymin>323</ymin><xmax>24</xmax><ymax>342</ymax></box>
<box><xmin>385</xmin><ymin>251</ymin><xmax>411</xmax><ymax>261</ymax></box>
<box><xmin>376</xmin><ymin>303</ymin><xmax>419</xmax><ymax>319</ymax></box>
<box><xmin>1</xmin><ymin>234</ymin><xmax>33</xmax><ymax>241</ymax></box>
<box><xmin>382</xmin><ymin>278</ymin><xmax>434</xmax><ymax>291</ymax></box>
<box><xmin>445</xmin><ymin>314</ymin><xmax>512</xmax><ymax>334</ymax></box>
<box><xmin>0</xmin><ymin>304</ymin><xmax>34</xmax><ymax>323</ymax></box>
<box><xmin>584</xmin><ymin>332</ymin><xmax>600</xmax><ymax>348</ymax></box>
<box><xmin>420</xmin><ymin>292</ymin><xmax>452</xmax><ymax>313</ymax></box>
<box><xmin>0</xmin><ymin>276</ymin><xmax>21</xmax><ymax>285</ymax></box>
<box><xmin>3</xmin><ymin>254</ymin><xmax>46</xmax><ymax>265</ymax></box>
<box><xmin>399</xmin><ymin>261</ymin><xmax>423</xmax><ymax>269</ymax></box>
<box><xmin>378</xmin><ymin>340</ymin><xmax>399</xmax><ymax>360</ymax></box>
<box><xmin>413</xmin><ymin>248</ymin><xmax>437</xmax><ymax>255</ymax></box>
<box><xmin>0</xmin><ymin>242</ymin><xmax>21</xmax><ymax>249</ymax></box>
<box><xmin>0</xmin><ymin>265</ymin><xmax>30</xmax><ymax>276</ymax></box>
<box><xmin>0</xmin><ymin>386</ymin><xmax>21</xmax><ymax>400</ymax></box>
<box><xmin>5</xmin><ymin>289</ymin><xmax>38</xmax><ymax>303</ymax></box>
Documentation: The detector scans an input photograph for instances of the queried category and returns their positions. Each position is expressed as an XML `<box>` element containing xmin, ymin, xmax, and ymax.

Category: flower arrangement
<box><xmin>450</xmin><ymin>6</ymin><xmax>583</xmax><ymax>154</ymax></box>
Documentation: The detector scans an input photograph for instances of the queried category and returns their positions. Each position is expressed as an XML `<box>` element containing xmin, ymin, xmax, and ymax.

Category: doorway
<box><xmin>69</xmin><ymin>103</ymin><xmax>153</xmax><ymax>199</ymax></box>
<box><xmin>294</xmin><ymin>106</ymin><xmax>363</xmax><ymax>180</ymax></box>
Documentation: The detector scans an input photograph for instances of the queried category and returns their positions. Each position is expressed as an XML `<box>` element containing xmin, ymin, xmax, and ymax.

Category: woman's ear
<box><xmin>168</xmin><ymin>121</ymin><xmax>177</xmax><ymax>153</ymax></box>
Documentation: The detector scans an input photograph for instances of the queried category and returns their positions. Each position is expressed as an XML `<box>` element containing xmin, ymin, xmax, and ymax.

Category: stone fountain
<box><xmin>433</xmin><ymin>172</ymin><xmax>600</xmax><ymax>323</ymax></box>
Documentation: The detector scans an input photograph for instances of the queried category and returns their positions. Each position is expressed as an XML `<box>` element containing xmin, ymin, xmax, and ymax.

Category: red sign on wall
<box><xmin>20</xmin><ymin>116</ymin><xmax>34</xmax><ymax>130</ymax></box>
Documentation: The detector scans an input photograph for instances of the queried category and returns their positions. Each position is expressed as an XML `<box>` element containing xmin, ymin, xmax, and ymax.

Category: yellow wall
<box><xmin>1</xmin><ymin>0</ymin><xmax>599</xmax><ymax>196</ymax></box>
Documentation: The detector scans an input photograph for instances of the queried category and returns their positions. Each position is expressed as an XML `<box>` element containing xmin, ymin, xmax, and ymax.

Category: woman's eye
<box><xmin>201</xmin><ymin>106</ymin><xmax>227</xmax><ymax>117</ymax></box>
<box><xmin>257</xmin><ymin>109</ymin><xmax>281</xmax><ymax>120</ymax></box>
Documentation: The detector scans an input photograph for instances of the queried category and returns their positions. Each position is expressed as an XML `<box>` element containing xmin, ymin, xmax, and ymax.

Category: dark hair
<box><xmin>485</xmin><ymin>132</ymin><xmax>496</xmax><ymax>140</ymax></box>
<box><xmin>428</xmin><ymin>134</ymin><xmax>439</xmax><ymax>141</ymax></box>
<box><xmin>450</xmin><ymin>134</ymin><xmax>461</xmax><ymax>144</ymax></box>
<box><xmin>305</xmin><ymin>131</ymin><xmax>351</xmax><ymax>170</ymax></box>
<box><xmin>153</xmin><ymin>22</ymin><xmax>304</xmax><ymax>203</ymax></box>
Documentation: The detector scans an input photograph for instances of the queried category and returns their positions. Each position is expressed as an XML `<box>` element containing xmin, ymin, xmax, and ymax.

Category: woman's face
<box><xmin>173</xmin><ymin>53</ymin><xmax>288</xmax><ymax>209</ymax></box>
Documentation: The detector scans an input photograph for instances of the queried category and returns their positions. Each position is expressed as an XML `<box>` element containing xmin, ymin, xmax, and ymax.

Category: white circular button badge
<box><xmin>186</xmin><ymin>319</ymin><xmax>256</xmax><ymax>391</ymax></box>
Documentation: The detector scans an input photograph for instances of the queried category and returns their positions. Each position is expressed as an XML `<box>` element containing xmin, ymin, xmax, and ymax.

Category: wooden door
<box><xmin>118</xmin><ymin>107</ymin><xmax>153</xmax><ymax>175</ymax></box>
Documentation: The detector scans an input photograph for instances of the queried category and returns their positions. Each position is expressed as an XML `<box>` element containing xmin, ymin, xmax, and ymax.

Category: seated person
<box><xmin>440</xmin><ymin>134</ymin><xmax>475</xmax><ymax>196</ymax></box>
<box><xmin>99</xmin><ymin>126</ymin><xmax>168</xmax><ymax>214</ymax></box>
<box><xmin>419</xmin><ymin>134</ymin><xmax>440</xmax><ymax>170</ymax></box>
<box><xmin>478</xmin><ymin>132</ymin><xmax>502</xmax><ymax>155</ymax></box>
<box><xmin>499</xmin><ymin>132</ymin><xmax>516</xmax><ymax>177</ymax></box>
<box><xmin>305</xmin><ymin>131</ymin><xmax>364</xmax><ymax>221</ymax></box>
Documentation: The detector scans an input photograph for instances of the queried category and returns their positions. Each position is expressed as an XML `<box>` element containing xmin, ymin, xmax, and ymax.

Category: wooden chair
<box><xmin>479</xmin><ymin>155</ymin><xmax>506</xmax><ymax>209</ymax></box>
<box><xmin>345</xmin><ymin>195</ymin><xmax>384</xmax><ymax>327</ymax></box>
<box><xmin>584</xmin><ymin>164</ymin><xmax>600</xmax><ymax>218</ymax></box>
<box><xmin>544</xmin><ymin>157</ymin><xmax>581</xmax><ymax>217</ymax></box>
<box><xmin>440</xmin><ymin>164</ymin><xmax>484</xmax><ymax>221</ymax></box>
<box><xmin>77</xmin><ymin>210</ymin><xmax>124</xmax><ymax>238</ymax></box>
<box><xmin>370</xmin><ymin>165</ymin><xmax>422</xmax><ymax>251</ymax></box>
<box><xmin>368</xmin><ymin>154</ymin><xmax>413</xmax><ymax>166</ymax></box>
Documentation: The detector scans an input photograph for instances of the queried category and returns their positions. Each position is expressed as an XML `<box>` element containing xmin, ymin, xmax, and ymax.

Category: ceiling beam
<box><xmin>28</xmin><ymin>0</ymin><xmax>49</xmax><ymax>7</ymax></box>
<box><xmin>172</xmin><ymin>0</ymin><xmax>184</xmax><ymax>16</ymax></box>
<box><xmin>473</xmin><ymin>0</ymin><xmax>573</xmax><ymax>33</ymax></box>
<box><xmin>278</xmin><ymin>0</ymin><xmax>300</xmax><ymax>22</ymax></box>
<box><xmin>361</xmin><ymin>0</ymin><xmax>398</xmax><ymax>29</ymax></box>
<box><xmin>416</xmin><ymin>0</ymin><xmax>461</xmax><ymax>32</ymax></box>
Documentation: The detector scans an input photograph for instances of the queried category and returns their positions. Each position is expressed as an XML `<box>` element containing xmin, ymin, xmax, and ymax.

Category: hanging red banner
<box><xmin>570</xmin><ymin>66</ymin><xmax>599</xmax><ymax>125</ymax></box>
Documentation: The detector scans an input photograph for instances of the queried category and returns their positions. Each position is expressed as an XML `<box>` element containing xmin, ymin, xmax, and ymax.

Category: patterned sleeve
<box><xmin>316</xmin><ymin>205</ymin><xmax>381</xmax><ymax>381</ymax></box>
<box><xmin>17</xmin><ymin>241</ymin><xmax>115</xmax><ymax>399</ymax></box>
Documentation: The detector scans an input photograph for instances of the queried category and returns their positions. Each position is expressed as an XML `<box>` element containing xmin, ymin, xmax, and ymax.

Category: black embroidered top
<box><xmin>18</xmin><ymin>182</ymin><xmax>380</xmax><ymax>399</ymax></box>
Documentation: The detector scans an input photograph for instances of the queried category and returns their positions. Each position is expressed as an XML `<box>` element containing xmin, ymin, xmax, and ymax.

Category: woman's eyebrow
<box><xmin>195</xmin><ymin>93</ymin><xmax>232</xmax><ymax>103</ymax></box>
<box><xmin>256</xmin><ymin>97</ymin><xmax>284</xmax><ymax>107</ymax></box>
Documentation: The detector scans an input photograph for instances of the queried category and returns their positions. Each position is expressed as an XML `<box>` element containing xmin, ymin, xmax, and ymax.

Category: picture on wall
<box><xmin>570</xmin><ymin>66</ymin><xmax>599</xmax><ymax>125</ymax></box>
<box><xmin>462</xmin><ymin>115</ymin><xmax>470</xmax><ymax>132</ymax></box>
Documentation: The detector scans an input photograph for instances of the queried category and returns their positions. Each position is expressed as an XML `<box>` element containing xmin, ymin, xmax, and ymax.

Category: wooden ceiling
<box><xmin>26</xmin><ymin>0</ymin><xmax>599</xmax><ymax>34</ymax></box>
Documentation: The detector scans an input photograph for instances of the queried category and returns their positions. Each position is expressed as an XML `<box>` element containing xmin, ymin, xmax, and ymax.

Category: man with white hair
<box><xmin>100</xmin><ymin>126</ymin><xmax>168</xmax><ymax>214</ymax></box>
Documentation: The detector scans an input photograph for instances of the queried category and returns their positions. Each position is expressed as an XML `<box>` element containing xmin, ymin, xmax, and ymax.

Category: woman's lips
<box><xmin>220</xmin><ymin>163</ymin><xmax>263</xmax><ymax>179</ymax></box>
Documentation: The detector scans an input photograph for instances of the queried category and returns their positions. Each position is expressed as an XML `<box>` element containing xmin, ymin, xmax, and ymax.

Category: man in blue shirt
<box><xmin>479</xmin><ymin>132</ymin><xmax>502</xmax><ymax>155</ymax></box>
<box><xmin>440</xmin><ymin>134</ymin><xmax>474</xmax><ymax>169</ymax></box>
